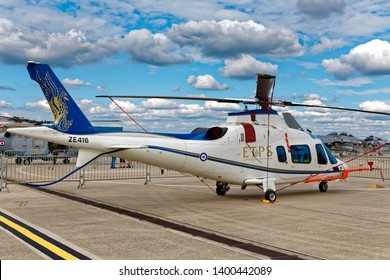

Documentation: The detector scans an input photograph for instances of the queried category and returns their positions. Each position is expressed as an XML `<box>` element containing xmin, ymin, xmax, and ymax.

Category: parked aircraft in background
<box><xmin>363</xmin><ymin>135</ymin><xmax>387</xmax><ymax>148</ymax></box>
<box><xmin>0</xmin><ymin>131</ymin><xmax>76</xmax><ymax>165</ymax></box>
<box><xmin>316</xmin><ymin>132</ymin><xmax>362</xmax><ymax>155</ymax></box>
<box><xmin>0</xmin><ymin>117</ymin><xmax>76</xmax><ymax>164</ymax></box>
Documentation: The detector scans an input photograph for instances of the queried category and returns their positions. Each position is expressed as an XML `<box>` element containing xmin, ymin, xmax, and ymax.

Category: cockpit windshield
<box><xmin>324</xmin><ymin>145</ymin><xmax>338</xmax><ymax>164</ymax></box>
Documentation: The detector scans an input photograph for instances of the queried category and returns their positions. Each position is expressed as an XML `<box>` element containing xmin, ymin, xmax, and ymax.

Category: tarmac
<box><xmin>1</xmin><ymin>176</ymin><xmax>390</xmax><ymax>260</ymax></box>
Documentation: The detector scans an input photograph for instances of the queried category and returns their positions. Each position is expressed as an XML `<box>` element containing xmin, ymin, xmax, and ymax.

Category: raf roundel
<box><xmin>199</xmin><ymin>152</ymin><xmax>208</xmax><ymax>162</ymax></box>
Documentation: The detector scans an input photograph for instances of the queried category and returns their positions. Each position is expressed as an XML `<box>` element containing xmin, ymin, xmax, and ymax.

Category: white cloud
<box><xmin>0</xmin><ymin>20</ymin><xmax>191</xmax><ymax>67</ymax></box>
<box><xmin>89</xmin><ymin>106</ymin><xmax>110</xmax><ymax>115</ymax></box>
<box><xmin>311</xmin><ymin>37</ymin><xmax>345</xmax><ymax>53</ymax></box>
<box><xmin>315</xmin><ymin>77</ymin><xmax>373</xmax><ymax>87</ymax></box>
<box><xmin>344</xmin><ymin>39</ymin><xmax>390</xmax><ymax>75</ymax></box>
<box><xmin>295</xmin><ymin>99</ymin><xmax>331</xmax><ymax>114</ymax></box>
<box><xmin>204</xmin><ymin>101</ymin><xmax>240</xmax><ymax>111</ymax></box>
<box><xmin>177</xmin><ymin>104</ymin><xmax>205</xmax><ymax>117</ymax></box>
<box><xmin>0</xmin><ymin>100</ymin><xmax>11</xmax><ymax>107</ymax></box>
<box><xmin>79</xmin><ymin>99</ymin><xmax>94</xmax><ymax>105</ymax></box>
<box><xmin>109</xmin><ymin>100</ymin><xmax>144</xmax><ymax>113</ymax></box>
<box><xmin>122</xmin><ymin>29</ymin><xmax>192</xmax><ymax>66</ymax></box>
<box><xmin>97</xmin><ymin>85</ymin><xmax>107</xmax><ymax>92</ymax></box>
<box><xmin>140</xmin><ymin>98</ymin><xmax>177</xmax><ymax>109</ymax></box>
<box><xmin>90</xmin><ymin>100</ymin><xmax>145</xmax><ymax>116</ymax></box>
<box><xmin>1</xmin><ymin>1</ymin><xmax>390</xmax><ymax>70</ymax></box>
<box><xmin>359</xmin><ymin>101</ymin><xmax>390</xmax><ymax>113</ymax></box>
<box><xmin>291</xmin><ymin>92</ymin><xmax>328</xmax><ymax>102</ymax></box>
<box><xmin>322</xmin><ymin>58</ymin><xmax>355</xmax><ymax>80</ymax></box>
<box><xmin>133</xmin><ymin>1</ymin><xmax>251</xmax><ymax>22</ymax></box>
<box><xmin>62</xmin><ymin>78</ymin><xmax>92</xmax><ymax>88</ymax></box>
<box><xmin>168</xmin><ymin>20</ymin><xmax>304</xmax><ymax>58</ymax></box>
<box><xmin>187</xmin><ymin>74</ymin><xmax>229</xmax><ymax>90</ymax></box>
<box><xmin>25</xmin><ymin>99</ymin><xmax>50</xmax><ymax>110</ymax></box>
<box><xmin>220</xmin><ymin>54</ymin><xmax>278</xmax><ymax>80</ymax></box>
<box><xmin>343</xmin><ymin>13</ymin><xmax>390</xmax><ymax>37</ymax></box>
<box><xmin>0</xmin><ymin>25</ymin><xmax>104</xmax><ymax>66</ymax></box>
<box><xmin>303</xmin><ymin>94</ymin><xmax>328</xmax><ymax>102</ymax></box>
<box><xmin>322</xmin><ymin>39</ymin><xmax>390</xmax><ymax>79</ymax></box>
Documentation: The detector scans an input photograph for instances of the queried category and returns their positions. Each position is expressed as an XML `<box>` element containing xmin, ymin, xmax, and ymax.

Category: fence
<box><xmin>0</xmin><ymin>152</ymin><xmax>184</xmax><ymax>191</ymax></box>
<box><xmin>1</xmin><ymin>152</ymin><xmax>389</xmax><ymax>192</ymax></box>
<box><xmin>339</xmin><ymin>155</ymin><xmax>390</xmax><ymax>180</ymax></box>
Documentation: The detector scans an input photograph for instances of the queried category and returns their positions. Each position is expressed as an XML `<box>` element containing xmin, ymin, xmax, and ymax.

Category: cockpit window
<box><xmin>324</xmin><ymin>145</ymin><xmax>338</xmax><ymax>164</ymax></box>
<box><xmin>315</xmin><ymin>144</ymin><xmax>328</xmax><ymax>165</ymax></box>
<box><xmin>291</xmin><ymin>145</ymin><xmax>311</xmax><ymax>164</ymax></box>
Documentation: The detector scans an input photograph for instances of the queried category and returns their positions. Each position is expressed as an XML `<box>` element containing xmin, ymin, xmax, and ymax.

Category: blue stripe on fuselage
<box><xmin>147</xmin><ymin>145</ymin><xmax>338</xmax><ymax>175</ymax></box>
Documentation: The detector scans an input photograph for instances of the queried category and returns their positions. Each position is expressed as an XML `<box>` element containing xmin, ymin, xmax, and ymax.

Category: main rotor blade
<box><xmin>282</xmin><ymin>101</ymin><xmax>390</xmax><ymax>116</ymax></box>
<box><xmin>97</xmin><ymin>95</ymin><xmax>390</xmax><ymax>116</ymax></box>
<box><xmin>96</xmin><ymin>95</ymin><xmax>258</xmax><ymax>104</ymax></box>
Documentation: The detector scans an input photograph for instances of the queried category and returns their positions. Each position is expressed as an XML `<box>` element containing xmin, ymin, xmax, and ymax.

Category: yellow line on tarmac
<box><xmin>0</xmin><ymin>215</ymin><xmax>79</xmax><ymax>260</ymax></box>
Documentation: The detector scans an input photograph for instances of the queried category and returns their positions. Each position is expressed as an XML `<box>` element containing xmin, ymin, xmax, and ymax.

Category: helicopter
<box><xmin>8</xmin><ymin>62</ymin><xmax>390</xmax><ymax>202</ymax></box>
<box><xmin>0</xmin><ymin>116</ymin><xmax>75</xmax><ymax>164</ymax></box>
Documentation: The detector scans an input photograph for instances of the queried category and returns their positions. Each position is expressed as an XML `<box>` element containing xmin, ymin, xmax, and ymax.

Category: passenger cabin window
<box><xmin>315</xmin><ymin>144</ymin><xmax>328</xmax><ymax>164</ymax></box>
<box><xmin>276</xmin><ymin>146</ymin><xmax>287</xmax><ymax>162</ymax></box>
<box><xmin>291</xmin><ymin>145</ymin><xmax>311</xmax><ymax>164</ymax></box>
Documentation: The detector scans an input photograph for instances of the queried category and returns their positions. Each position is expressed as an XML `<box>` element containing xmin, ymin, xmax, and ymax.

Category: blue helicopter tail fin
<box><xmin>27</xmin><ymin>62</ymin><xmax>94</xmax><ymax>134</ymax></box>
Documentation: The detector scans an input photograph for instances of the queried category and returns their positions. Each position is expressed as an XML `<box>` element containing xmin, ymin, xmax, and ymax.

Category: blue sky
<box><xmin>0</xmin><ymin>0</ymin><xmax>390</xmax><ymax>137</ymax></box>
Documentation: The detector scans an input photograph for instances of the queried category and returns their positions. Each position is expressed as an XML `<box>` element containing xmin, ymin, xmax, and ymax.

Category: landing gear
<box><xmin>265</xmin><ymin>189</ymin><xmax>277</xmax><ymax>202</ymax></box>
<box><xmin>319</xmin><ymin>180</ymin><xmax>328</xmax><ymax>192</ymax></box>
<box><xmin>216</xmin><ymin>182</ymin><xmax>230</xmax><ymax>196</ymax></box>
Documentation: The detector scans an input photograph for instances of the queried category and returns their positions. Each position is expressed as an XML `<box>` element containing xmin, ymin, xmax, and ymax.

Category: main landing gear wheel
<box><xmin>216</xmin><ymin>182</ymin><xmax>230</xmax><ymax>196</ymax></box>
<box><xmin>265</xmin><ymin>189</ymin><xmax>277</xmax><ymax>202</ymax></box>
<box><xmin>319</xmin><ymin>181</ymin><xmax>328</xmax><ymax>192</ymax></box>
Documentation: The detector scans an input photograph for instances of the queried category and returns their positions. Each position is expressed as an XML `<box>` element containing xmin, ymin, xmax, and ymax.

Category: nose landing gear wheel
<box><xmin>319</xmin><ymin>181</ymin><xmax>328</xmax><ymax>192</ymax></box>
<box><xmin>265</xmin><ymin>189</ymin><xmax>277</xmax><ymax>202</ymax></box>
